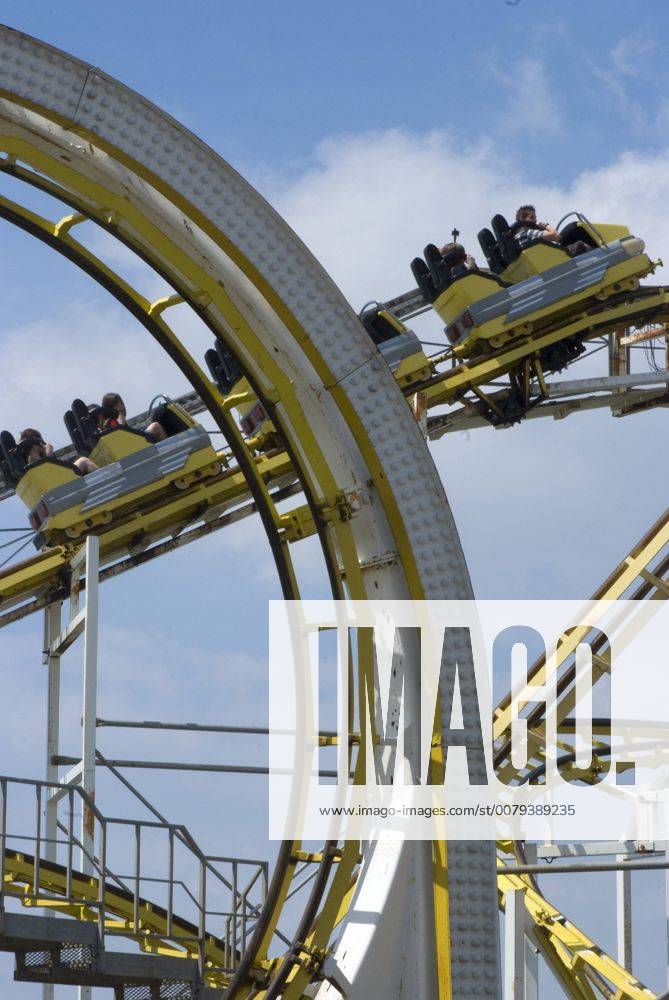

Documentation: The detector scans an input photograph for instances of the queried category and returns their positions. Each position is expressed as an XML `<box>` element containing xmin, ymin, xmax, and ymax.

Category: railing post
<box><xmin>262</xmin><ymin>861</ymin><xmax>268</xmax><ymax>902</ymax></box>
<box><xmin>225</xmin><ymin>915</ymin><xmax>231</xmax><ymax>971</ymax></box>
<box><xmin>81</xmin><ymin>535</ymin><xmax>99</xmax><ymax>882</ymax></box>
<box><xmin>231</xmin><ymin>860</ymin><xmax>238</xmax><ymax>970</ymax></box>
<box><xmin>241</xmin><ymin>887</ymin><xmax>249</xmax><ymax>953</ymax></box>
<box><xmin>198</xmin><ymin>858</ymin><xmax>206</xmax><ymax>978</ymax></box>
<box><xmin>134</xmin><ymin>823</ymin><xmax>141</xmax><ymax>934</ymax></box>
<box><xmin>664</xmin><ymin>840</ymin><xmax>669</xmax><ymax>991</ymax></box>
<box><xmin>504</xmin><ymin>889</ymin><xmax>525</xmax><ymax>1000</ymax></box>
<box><xmin>522</xmin><ymin>843</ymin><xmax>539</xmax><ymax>1000</ymax></box>
<box><xmin>167</xmin><ymin>828</ymin><xmax>174</xmax><ymax>939</ymax></box>
<box><xmin>42</xmin><ymin>600</ymin><xmax>62</xmax><ymax>1000</ymax></box>
<box><xmin>43</xmin><ymin>599</ymin><xmax>62</xmax><ymax>869</ymax></box>
<box><xmin>617</xmin><ymin>853</ymin><xmax>633</xmax><ymax>971</ymax></box>
<box><xmin>98</xmin><ymin>818</ymin><xmax>106</xmax><ymax>951</ymax></box>
<box><xmin>0</xmin><ymin>780</ymin><xmax>6</xmax><ymax>917</ymax></box>
<box><xmin>66</xmin><ymin>789</ymin><xmax>74</xmax><ymax>900</ymax></box>
<box><xmin>33</xmin><ymin>785</ymin><xmax>42</xmax><ymax>895</ymax></box>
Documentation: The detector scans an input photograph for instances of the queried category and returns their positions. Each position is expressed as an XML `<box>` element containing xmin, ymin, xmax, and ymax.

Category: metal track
<box><xmin>0</xmin><ymin>24</ymin><xmax>499</xmax><ymax>1000</ymax></box>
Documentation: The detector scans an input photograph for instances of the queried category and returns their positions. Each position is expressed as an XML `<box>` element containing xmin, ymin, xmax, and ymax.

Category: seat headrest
<box><xmin>68</xmin><ymin>399</ymin><xmax>100</xmax><ymax>453</ymax></box>
<box><xmin>491</xmin><ymin>214</ymin><xmax>510</xmax><ymax>240</ymax></box>
<box><xmin>478</xmin><ymin>228</ymin><xmax>506</xmax><ymax>273</ymax></box>
<box><xmin>0</xmin><ymin>430</ymin><xmax>26</xmax><ymax>487</ymax></box>
<box><xmin>411</xmin><ymin>257</ymin><xmax>437</xmax><ymax>302</ymax></box>
<box><xmin>205</xmin><ymin>341</ymin><xmax>243</xmax><ymax>396</ymax></box>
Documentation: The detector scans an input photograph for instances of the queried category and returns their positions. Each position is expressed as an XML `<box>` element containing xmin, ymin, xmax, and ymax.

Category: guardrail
<box><xmin>0</xmin><ymin>773</ymin><xmax>267</xmax><ymax>975</ymax></box>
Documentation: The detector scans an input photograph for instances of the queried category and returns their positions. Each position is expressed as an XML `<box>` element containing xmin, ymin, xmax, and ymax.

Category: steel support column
<box><xmin>504</xmin><ymin>889</ymin><xmax>525</xmax><ymax>1000</ymax></box>
<box><xmin>616</xmin><ymin>853</ymin><xmax>633</xmax><ymax>972</ymax></box>
<box><xmin>42</xmin><ymin>599</ymin><xmax>62</xmax><ymax>1000</ymax></box>
<box><xmin>42</xmin><ymin>537</ymin><xmax>100</xmax><ymax>1000</ymax></box>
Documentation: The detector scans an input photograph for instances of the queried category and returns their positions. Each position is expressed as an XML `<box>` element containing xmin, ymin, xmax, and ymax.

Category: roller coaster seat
<box><xmin>487</xmin><ymin>214</ymin><xmax>571</xmax><ymax>283</ymax></box>
<box><xmin>205</xmin><ymin>341</ymin><xmax>243</xmax><ymax>397</ymax></box>
<box><xmin>424</xmin><ymin>243</ymin><xmax>452</xmax><ymax>289</ymax></box>
<box><xmin>64</xmin><ymin>398</ymin><xmax>150</xmax><ymax>468</ymax></box>
<box><xmin>490</xmin><ymin>214</ymin><xmax>522</xmax><ymax>267</ymax></box>
<box><xmin>0</xmin><ymin>431</ymin><xmax>83</xmax><ymax>512</ymax></box>
<box><xmin>477</xmin><ymin>228</ymin><xmax>506</xmax><ymax>274</ymax></box>
<box><xmin>65</xmin><ymin>399</ymin><xmax>100</xmax><ymax>454</ymax></box>
<box><xmin>359</xmin><ymin>305</ymin><xmax>433</xmax><ymax>388</ymax></box>
<box><xmin>205</xmin><ymin>341</ymin><xmax>278</xmax><ymax>450</ymax></box>
<box><xmin>556</xmin><ymin>221</ymin><xmax>598</xmax><ymax>254</ymax></box>
<box><xmin>360</xmin><ymin>305</ymin><xmax>406</xmax><ymax>345</ymax></box>
<box><xmin>488</xmin><ymin>214</ymin><xmax>636</xmax><ymax>285</ymax></box>
<box><xmin>148</xmin><ymin>399</ymin><xmax>195</xmax><ymax>438</ymax></box>
<box><xmin>411</xmin><ymin>257</ymin><xmax>437</xmax><ymax>302</ymax></box>
<box><xmin>23</xmin><ymin>421</ymin><xmax>221</xmax><ymax>545</ymax></box>
<box><xmin>0</xmin><ymin>430</ymin><xmax>27</xmax><ymax>487</ymax></box>
<box><xmin>437</xmin><ymin>232</ymin><xmax>652</xmax><ymax>357</ymax></box>
<box><xmin>411</xmin><ymin>243</ymin><xmax>508</xmax><ymax>310</ymax></box>
<box><xmin>64</xmin><ymin>398</ymin><xmax>196</xmax><ymax>469</ymax></box>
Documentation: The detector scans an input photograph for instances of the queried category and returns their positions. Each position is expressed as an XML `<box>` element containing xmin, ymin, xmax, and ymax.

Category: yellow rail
<box><xmin>498</xmin><ymin>860</ymin><xmax>656</xmax><ymax>999</ymax></box>
<box><xmin>493</xmin><ymin>507</ymin><xmax>669</xmax><ymax>784</ymax></box>
<box><xmin>2</xmin><ymin>849</ymin><xmax>265</xmax><ymax>988</ymax></box>
<box><xmin>0</xmin><ymin>449</ymin><xmax>294</xmax><ymax>616</ymax></box>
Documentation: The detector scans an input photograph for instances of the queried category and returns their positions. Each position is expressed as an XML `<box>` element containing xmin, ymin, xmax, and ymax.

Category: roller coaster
<box><xmin>0</xmin><ymin>22</ymin><xmax>669</xmax><ymax>1000</ymax></box>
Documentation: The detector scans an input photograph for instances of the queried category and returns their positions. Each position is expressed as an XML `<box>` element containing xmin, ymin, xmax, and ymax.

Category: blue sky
<box><xmin>5</xmin><ymin>0</ymin><xmax>669</xmax><ymax>184</ymax></box>
<box><xmin>1</xmin><ymin>1</ymin><xmax>669</xmax><ymax>996</ymax></box>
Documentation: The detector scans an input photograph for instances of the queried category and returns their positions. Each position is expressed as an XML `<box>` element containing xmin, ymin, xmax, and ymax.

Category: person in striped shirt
<box><xmin>513</xmin><ymin>205</ymin><xmax>561</xmax><ymax>249</ymax></box>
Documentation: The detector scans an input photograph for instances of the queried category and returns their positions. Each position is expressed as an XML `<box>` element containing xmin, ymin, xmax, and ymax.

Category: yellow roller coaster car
<box><xmin>0</xmin><ymin>400</ymin><xmax>221</xmax><ymax>547</ymax></box>
<box><xmin>205</xmin><ymin>340</ymin><xmax>280</xmax><ymax>452</ymax></box>
<box><xmin>411</xmin><ymin>212</ymin><xmax>654</xmax><ymax>360</ymax></box>
<box><xmin>359</xmin><ymin>303</ymin><xmax>433</xmax><ymax>389</ymax></box>
<box><xmin>478</xmin><ymin>211</ymin><xmax>644</xmax><ymax>284</ymax></box>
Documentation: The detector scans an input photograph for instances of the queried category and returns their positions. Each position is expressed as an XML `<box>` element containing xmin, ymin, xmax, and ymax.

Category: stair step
<box><xmin>0</xmin><ymin>911</ymin><xmax>202</xmax><ymax>993</ymax></box>
<box><xmin>114</xmin><ymin>982</ymin><xmax>194</xmax><ymax>1000</ymax></box>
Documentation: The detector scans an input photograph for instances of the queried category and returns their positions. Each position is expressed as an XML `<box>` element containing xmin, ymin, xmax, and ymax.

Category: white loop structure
<box><xmin>0</xmin><ymin>25</ymin><xmax>500</xmax><ymax>999</ymax></box>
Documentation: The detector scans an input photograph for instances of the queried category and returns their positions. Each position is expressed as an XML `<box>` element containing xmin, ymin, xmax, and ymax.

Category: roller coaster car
<box><xmin>205</xmin><ymin>340</ymin><xmax>280</xmax><ymax>451</ymax></box>
<box><xmin>0</xmin><ymin>405</ymin><xmax>221</xmax><ymax>546</ymax></box>
<box><xmin>478</xmin><ymin>213</ymin><xmax>642</xmax><ymax>284</ymax></box>
<box><xmin>413</xmin><ymin>216</ymin><xmax>654</xmax><ymax>359</ymax></box>
<box><xmin>359</xmin><ymin>304</ymin><xmax>433</xmax><ymax>388</ymax></box>
<box><xmin>64</xmin><ymin>398</ymin><xmax>156</xmax><ymax>467</ymax></box>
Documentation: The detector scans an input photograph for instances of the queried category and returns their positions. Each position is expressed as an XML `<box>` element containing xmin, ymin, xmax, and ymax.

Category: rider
<box><xmin>18</xmin><ymin>428</ymin><xmax>98</xmax><ymax>475</ymax></box>
<box><xmin>100</xmin><ymin>392</ymin><xmax>167</xmax><ymax>442</ymax></box>
<box><xmin>439</xmin><ymin>241</ymin><xmax>478</xmax><ymax>276</ymax></box>
<box><xmin>513</xmin><ymin>205</ymin><xmax>561</xmax><ymax>249</ymax></box>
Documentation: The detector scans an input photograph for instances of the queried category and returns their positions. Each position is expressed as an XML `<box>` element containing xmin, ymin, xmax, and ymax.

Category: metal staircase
<box><xmin>0</xmin><ymin>773</ymin><xmax>268</xmax><ymax>995</ymax></box>
<box><xmin>1</xmin><ymin>910</ymin><xmax>206</xmax><ymax>999</ymax></box>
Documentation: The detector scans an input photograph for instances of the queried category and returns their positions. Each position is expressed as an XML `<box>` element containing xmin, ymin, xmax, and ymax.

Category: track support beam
<box><xmin>504</xmin><ymin>889</ymin><xmax>525</xmax><ymax>1000</ymax></box>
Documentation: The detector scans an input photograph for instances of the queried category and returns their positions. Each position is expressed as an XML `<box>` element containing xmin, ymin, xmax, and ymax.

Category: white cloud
<box><xmin>0</xmin><ymin>302</ymin><xmax>189</xmax><ymax>446</ymax></box>
<box><xmin>589</xmin><ymin>26</ymin><xmax>663</xmax><ymax>134</ymax></box>
<box><xmin>271</xmin><ymin>129</ymin><xmax>516</xmax><ymax>307</ymax></box>
<box><xmin>268</xmin><ymin>128</ymin><xmax>669</xmax><ymax>597</ymax></box>
<box><xmin>271</xmin><ymin>128</ymin><xmax>669</xmax><ymax>309</ymax></box>
<box><xmin>611</xmin><ymin>28</ymin><xmax>656</xmax><ymax>77</ymax></box>
<box><xmin>496</xmin><ymin>58</ymin><xmax>564</xmax><ymax>138</ymax></box>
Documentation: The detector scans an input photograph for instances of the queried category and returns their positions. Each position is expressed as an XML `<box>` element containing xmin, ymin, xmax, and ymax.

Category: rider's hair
<box><xmin>516</xmin><ymin>205</ymin><xmax>536</xmax><ymax>222</ymax></box>
<box><xmin>440</xmin><ymin>241</ymin><xmax>466</xmax><ymax>260</ymax></box>
<box><xmin>19</xmin><ymin>428</ymin><xmax>44</xmax><ymax>444</ymax></box>
<box><xmin>101</xmin><ymin>392</ymin><xmax>123</xmax><ymax>418</ymax></box>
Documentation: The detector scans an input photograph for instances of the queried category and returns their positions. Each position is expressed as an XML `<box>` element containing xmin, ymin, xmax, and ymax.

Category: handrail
<box><xmin>0</xmin><ymin>773</ymin><xmax>268</xmax><ymax>977</ymax></box>
<box><xmin>555</xmin><ymin>209</ymin><xmax>607</xmax><ymax>246</ymax></box>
